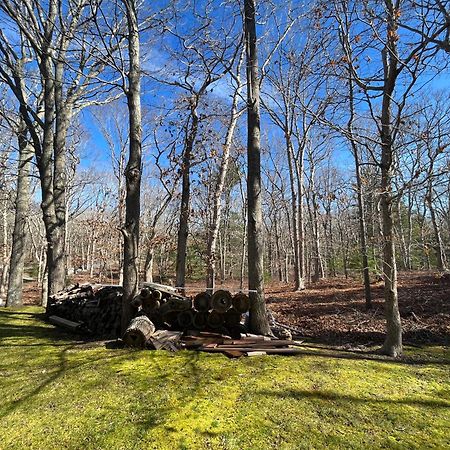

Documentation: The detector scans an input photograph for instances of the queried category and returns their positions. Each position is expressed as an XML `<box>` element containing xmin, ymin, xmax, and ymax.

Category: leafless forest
<box><xmin>1</xmin><ymin>0</ymin><xmax>449</xmax><ymax>356</ymax></box>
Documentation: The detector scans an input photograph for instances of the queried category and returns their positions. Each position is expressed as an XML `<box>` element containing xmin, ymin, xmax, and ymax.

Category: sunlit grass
<box><xmin>0</xmin><ymin>307</ymin><xmax>449</xmax><ymax>449</ymax></box>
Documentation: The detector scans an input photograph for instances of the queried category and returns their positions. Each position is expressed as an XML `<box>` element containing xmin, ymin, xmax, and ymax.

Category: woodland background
<box><xmin>0</xmin><ymin>0</ymin><xmax>449</xmax><ymax>356</ymax></box>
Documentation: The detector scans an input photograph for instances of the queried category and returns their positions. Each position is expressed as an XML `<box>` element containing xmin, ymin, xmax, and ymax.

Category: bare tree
<box><xmin>206</xmin><ymin>49</ymin><xmax>245</xmax><ymax>292</ymax></box>
<box><xmin>331</xmin><ymin>0</ymin><xmax>450</xmax><ymax>356</ymax></box>
<box><xmin>120</xmin><ymin>0</ymin><xmax>143</xmax><ymax>332</ymax></box>
<box><xmin>244</xmin><ymin>0</ymin><xmax>270</xmax><ymax>334</ymax></box>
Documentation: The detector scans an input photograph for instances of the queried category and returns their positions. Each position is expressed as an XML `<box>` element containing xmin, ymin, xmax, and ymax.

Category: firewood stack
<box><xmin>47</xmin><ymin>284</ymin><xmax>123</xmax><ymax>337</ymax></box>
<box><xmin>47</xmin><ymin>282</ymin><xmax>251</xmax><ymax>339</ymax></box>
<box><xmin>133</xmin><ymin>285</ymin><xmax>251</xmax><ymax>338</ymax></box>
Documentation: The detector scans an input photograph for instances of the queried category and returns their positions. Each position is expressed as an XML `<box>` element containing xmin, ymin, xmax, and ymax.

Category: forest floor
<box><xmin>266</xmin><ymin>271</ymin><xmax>450</xmax><ymax>347</ymax></box>
<box><xmin>22</xmin><ymin>271</ymin><xmax>449</xmax><ymax>347</ymax></box>
<box><xmin>0</xmin><ymin>307</ymin><xmax>449</xmax><ymax>449</ymax></box>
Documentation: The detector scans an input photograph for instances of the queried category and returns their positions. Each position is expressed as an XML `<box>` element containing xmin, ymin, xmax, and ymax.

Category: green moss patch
<box><xmin>0</xmin><ymin>307</ymin><xmax>449</xmax><ymax>449</ymax></box>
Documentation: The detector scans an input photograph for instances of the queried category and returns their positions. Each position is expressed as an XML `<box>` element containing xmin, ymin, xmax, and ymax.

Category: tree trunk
<box><xmin>175</xmin><ymin>98</ymin><xmax>199</xmax><ymax>292</ymax></box>
<box><xmin>273</xmin><ymin>214</ymin><xmax>283</xmax><ymax>282</ymax></box>
<box><xmin>6</xmin><ymin>121</ymin><xmax>33</xmax><ymax>307</ymax></box>
<box><xmin>286</xmin><ymin>135</ymin><xmax>302</xmax><ymax>290</ymax></box>
<box><xmin>121</xmin><ymin>0</ymin><xmax>143</xmax><ymax>333</ymax></box>
<box><xmin>39</xmin><ymin>52</ymin><xmax>66</xmax><ymax>302</ymax></box>
<box><xmin>426</xmin><ymin>184</ymin><xmax>447</xmax><ymax>271</ymax></box>
<box><xmin>244</xmin><ymin>0</ymin><xmax>270</xmax><ymax>335</ymax></box>
<box><xmin>345</xmin><ymin>63</ymin><xmax>372</xmax><ymax>307</ymax></box>
<box><xmin>295</xmin><ymin>159</ymin><xmax>306</xmax><ymax>289</ymax></box>
<box><xmin>380</xmin><ymin>2</ymin><xmax>402</xmax><ymax>357</ymax></box>
<box><xmin>144</xmin><ymin>246</ymin><xmax>154</xmax><ymax>283</ymax></box>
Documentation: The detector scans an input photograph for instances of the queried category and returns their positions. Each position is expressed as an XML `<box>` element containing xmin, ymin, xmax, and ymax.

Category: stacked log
<box><xmin>47</xmin><ymin>283</ymin><xmax>123</xmax><ymax>337</ymax></box>
<box><xmin>48</xmin><ymin>283</ymin><xmax>251</xmax><ymax>339</ymax></box>
<box><xmin>132</xmin><ymin>288</ymin><xmax>250</xmax><ymax>337</ymax></box>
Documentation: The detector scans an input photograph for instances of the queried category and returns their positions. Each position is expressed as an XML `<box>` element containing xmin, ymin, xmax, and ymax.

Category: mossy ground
<box><xmin>0</xmin><ymin>307</ymin><xmax>449</xmax><ymax>450</ymax></box>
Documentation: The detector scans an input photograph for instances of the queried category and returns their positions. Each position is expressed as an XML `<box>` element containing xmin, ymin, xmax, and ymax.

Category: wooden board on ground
<box><xmin>246</xmin><ymin>351</ymin><xmax>267</xmax><ymax>357</ymax></box>
<box><xmin>222</xmin><ymin>350</ymin><xmax>245</xmax><ymax>358</ymax></box>
<box><xmin>49</xmin><ymin>315</ymin><xmax>83</xmax><ymax>331</ymax></box>
<box><xmin>149</xmin><ymin>330</ymin><xmax>183</xmax><ymax>351</ymax></box>
<box><xmin>199</xmin><ymin>347</ymin><xmax>306</xmax><ymax>355</ymax></box>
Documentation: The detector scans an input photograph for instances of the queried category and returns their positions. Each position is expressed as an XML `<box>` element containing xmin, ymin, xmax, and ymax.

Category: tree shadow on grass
<box><xmin>0</xmin><ymin>341</ymin><xmax>136</xmax><ymax>420</ymax></box>
<box><xmin>287</xmin><ymin>345</ymin><xmax>450</xmax><ymax>366</ymax></box>
<box><xmin>256</xmin><ymin>388</ymin><xmax>450</xmax><ymax>409</ymax></box>
<box><xmin>0</xmin><ymin>307</ymin><xmax>220</xmax><ymax>448</ymax></box>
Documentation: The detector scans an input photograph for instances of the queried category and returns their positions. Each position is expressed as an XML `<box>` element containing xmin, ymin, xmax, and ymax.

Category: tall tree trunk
<box><xmin>380</xmin><ymin>1</ymin><xmax>402</xmax><ymax>357</ymax></box>
<box><xmin>53</xmin><ymin>56</ymin><xmax>72</xmax><ymax>293</ymax></box>
<box><xmin>6</xmin><ymin>121</ymin><xmax>33</xmax><ymax>307</ymax></box>
<box><xmin>244</xmin><ymin>0</ymin><xmax>270</xmax><ymax>335</ymax></box>
<box><xmin>295</xmin><ymin>157</ymin><xmax>306</xmax><ymax>289</ymax></box>
<box><xmin>426</xmin><ymin>186</ymin><xmax>447</xmax><ymax>271</ymax></box>
<box><xmin>175</xmin><ymin>97</ymin><xmax>199</xmax><ymax>292</ymax></box>
<box><xmin>0</xmin><ymin>204</ymin><xmax>9</xmax><ymax>296</ymax></box>
<box><xmin>286</xmin><ymin>135</ymin><xmax>302</xmax><ymax>290</ymax></box>
<box><xmin>274</xmin><ymin>213</ymin><xmax>283</xmax><ymax>281</ymax></box>
<box><xmin>144</xmin><ymin>242</ymin><xmax>155</xmax><ymax>283</ymax></box>
<box><xmin>346</xmin><ymin>73</ymin><xmax>372</xmax><ymax>308</ymax></box>
<box><xmin>121</xmin><ymin>0</ymin><xmax>142</xmax><ymax>333</ymax></box>
<box><xmin>396</xmin><ymin>199</ymin><xmax>409</xmax><ymax>270</ymax></box>
<box><xmin>40</xmin><ymin>53</ymin><xmax>66</xmax><ymax>301</ymax></box>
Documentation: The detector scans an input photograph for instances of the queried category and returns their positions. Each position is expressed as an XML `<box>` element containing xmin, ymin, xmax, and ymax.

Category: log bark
<box><xmin>210</xmin><ymin>289</ymin><xmax>233</xmax><ymax>313</ymax></box>
<box><xmin>123</xmin><ymin>315</ymin><xmax>155</xmax><ymax>348</ymax></box>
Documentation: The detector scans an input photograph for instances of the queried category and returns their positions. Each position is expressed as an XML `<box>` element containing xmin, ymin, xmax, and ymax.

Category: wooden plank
<box><xmin>149</xmin><ymin>330</ymin><xmax>183</xmax><ymax>351</ymax></box>
<box><xmin>199</xmin><ymin>347</ymin><xmax>306</xmax><ymax>355</ymax></box>
<box><xmin>49</xmin><ymin>315</ymin><xmax>82</xmax><ymax>331</ymax></box>
<box><xmin>222</xmin><ymin>350</ymin><xmax>245</xmax><ymax>358</ymax></box>
<box><xmin>182</xmin><ymin>338</ymin><xmax>223</xmax><ymax>348</ymax></box>
<box><xmin>245</xmin><ymin>351</ymin><xmax>267</xmax><ymax>357</ymax></box>
<box><xmin>240</xmin><ymin>334</ymin><xmax>271</xmax><ymax>341</ymax></box>
<box><xmin>222</xmin><ymin>339</ymin><xmax>300</xmax><ymax>347</ymax></box>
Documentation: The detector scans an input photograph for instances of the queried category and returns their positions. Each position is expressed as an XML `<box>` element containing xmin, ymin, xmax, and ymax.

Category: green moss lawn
<box><xmin>0</xmin><ymin>307</ymin><xmax>449</xmax><ymax>449</ymax></box>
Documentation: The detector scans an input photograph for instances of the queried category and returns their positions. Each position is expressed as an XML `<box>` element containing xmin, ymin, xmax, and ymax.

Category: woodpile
<box><xmin>183</xmin><ymin>332</ymin><xmax>305</xmax><ymax>358</ymax></box>
<box><xmin>46</xmin><ymin>282</ymin><xmax>250</xmax><ymax>338</ymax></box>
<box><xmin>136</xmin><ymin>283</ymin><xmax>251</xmax><ymax>338</ymax></box>
<box><xmin>47</xmin><ymin>282</ymin><xmax>302</xmax><ymax>355</ymax></box>
<box><xmin>47</xmin><ymin>283</ymin><xmax>123</xmax><ymax>337</ymax></box>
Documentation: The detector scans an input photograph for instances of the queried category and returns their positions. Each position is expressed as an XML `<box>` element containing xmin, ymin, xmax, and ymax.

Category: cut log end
<box><xmin>123</xmin><ymin>315</ymin><xmax>155</xmax><ymax>348</ymax></box>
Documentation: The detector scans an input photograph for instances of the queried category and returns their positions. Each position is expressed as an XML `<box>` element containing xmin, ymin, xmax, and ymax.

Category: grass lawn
<box><xmin>0</xmin><ymin>308</ymin><xmax>449</xmax><ymax>450</ymax></box>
